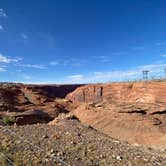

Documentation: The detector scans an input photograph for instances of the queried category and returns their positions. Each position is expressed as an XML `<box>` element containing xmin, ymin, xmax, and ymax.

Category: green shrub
<box><xmin>2</xmin><ymin>116</ymin><xmax>16</xmax><ymax>125</ymax></box>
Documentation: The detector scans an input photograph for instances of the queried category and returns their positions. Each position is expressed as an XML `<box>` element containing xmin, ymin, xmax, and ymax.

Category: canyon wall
<box><xmin>66</xmin><ymin>82</ymin><xmax>166</xmax><ymax>148</ymax></box>
<box><xmin>66</xmin><ymin>82</ymin><xmax>166</xmax><ymax>106</ymax></box>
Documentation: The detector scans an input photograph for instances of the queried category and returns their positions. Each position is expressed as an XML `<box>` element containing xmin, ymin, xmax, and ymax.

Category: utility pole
<box><xmin>142</xmin><ymin>70</ymin><xmax>149</xmax><ymax>81</ymax></box>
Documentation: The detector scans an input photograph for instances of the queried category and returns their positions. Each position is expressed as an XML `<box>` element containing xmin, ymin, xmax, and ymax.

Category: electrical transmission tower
<box><xmin>142</xmin><ymin>70</ymin><xmax>149</xmax><ymax>81</ymax></box>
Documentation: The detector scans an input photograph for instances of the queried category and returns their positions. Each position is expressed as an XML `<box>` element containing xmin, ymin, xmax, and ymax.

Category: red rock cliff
<box><xmin>66</xmin><ymin>82</ymin><xmax>166</xmax><ymax>148</ymax></box>
<box><xmin>66</xmin><ymin>82</ymin><xmax>166</xmax><ymax>105</ymax></box>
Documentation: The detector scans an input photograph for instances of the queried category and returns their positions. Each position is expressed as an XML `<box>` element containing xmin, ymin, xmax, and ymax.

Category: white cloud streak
<box><xmin>50</xmin><ymin>58</ymin><xmax>86</xmax><ymax>67</ymax></box>
<box><xmin>49</xmin><ymin>61</ymin><xmax>59</xmax><ymax>66</ymax></box>
<box><xmin>63</xmin><ymin>58</ymin><xmax>86</xmax><ymax>67</ymax></box>
<box><xmin>65</xmin><ymin>63</ymin><xmax>166</xmax><ymax>83</ymax></box>
<box><xmin>0</xmin><ymin>54</ymin><xmax>21</xmax><ymax>63</ymax></box>
<box><xmin>67</xmin><ymin>75</ymin><xmax>84</xmax><ymax>83</ymax></box>
<box><xmin>16</xmin><ymin>63</ymin><xmax>47</xmax><ymax>69</ymax></box>
<box><xmin>96</xmin><ymin>56</ymin><xmax>112</xmax><ymax>63</ymax></box>
<box><xmin>0</xmin><ymin>67</ymin><xmax>6</xmax><ymax>72</ymax></box>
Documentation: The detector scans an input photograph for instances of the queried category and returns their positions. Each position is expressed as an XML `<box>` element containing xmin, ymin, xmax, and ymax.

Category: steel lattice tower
<box><xmin>142</xmin><ymin>70</ymin><xmax>149</xmax><ymax>80</ymax></box>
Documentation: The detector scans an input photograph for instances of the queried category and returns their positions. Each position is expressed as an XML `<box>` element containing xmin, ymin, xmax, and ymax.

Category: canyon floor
<box><xmin>0</xmin><ymin>82</ymin><xmax>166</xmax><ymax>165</ymax></box>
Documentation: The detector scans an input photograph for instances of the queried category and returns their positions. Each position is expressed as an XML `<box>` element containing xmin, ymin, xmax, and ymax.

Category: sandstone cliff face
<box><xmin>66</xmin><ymin>82</ymin><xmax>166</xmax><ymax>106</ymax></box>
<box><xmin>66</xmin><ymin>82</ymin><xmax>166</xmax><ymax>148</ymax></box>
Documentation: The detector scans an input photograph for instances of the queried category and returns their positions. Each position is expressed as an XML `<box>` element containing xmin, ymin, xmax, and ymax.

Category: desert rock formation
<box><xmin>66</xmin><ymin>82</ymin><xmax>166</xmax><ymax>148</ymax></box>
<box><xmin>0</xmin><ymin>82</ymin><xmax>166</xmax><ymax>148</ymax></box>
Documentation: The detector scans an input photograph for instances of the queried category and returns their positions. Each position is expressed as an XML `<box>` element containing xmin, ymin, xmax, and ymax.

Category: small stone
<box><xmin>112</xmin><ymin>154</ymin><xmax>115</xmax><ymax>158</ymax></box>
<box><xmin>116</xmin><ymin>155</ymin><xmax>122</xmax><ymax>160</ymax></box>
<box><xmin>143</xmin><ymin>158</ymin><xmax>148</xmax><ymax>162</ymax></box>
<box><xmin>42</xmin><ymin>134</ymin><xmax>49</xmax><ymax>139</ymax></box>
<box><xmin>50</xmin><ymin>153</ymin><xmax>56</xmax><ymax>158</ymax></box>
<box><xmin>99</xmin><ymin>154</ymin><xmax>104</xmax><ymax>159</ymax></box>
<box><xmin>113</xmin><ymin>140</ymin><xmax>120</xmax><ymax>144</ymax></box>
<box><xmin>70</xmin><ymin>141</ymin><xmax>76</xmax><ymax>144</ymax></box>
<box><xmin>50</xmin><ymin>149</ymin><xmax>54</xmax><ymax>153</ymax></box>
<box><xmin>45</xmin><ymin>158</ymin><xmax>49</xmax><ymax>162</ymax></box>
<box><xmin>57</xmin><ymin>152</ymin><xmax>63</xmax><ymax>156</ymax></box>
<box><xmin>128</xmin><ymin>163</ymin><xmax>132</xmax><ymax>166</ymax></box>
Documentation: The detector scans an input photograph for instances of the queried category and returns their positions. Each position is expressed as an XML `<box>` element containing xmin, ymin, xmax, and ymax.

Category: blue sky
<box><xmin>0</xmin><ymin>0</ymin><xmax>166</xmax><ymax>83</ymax></box>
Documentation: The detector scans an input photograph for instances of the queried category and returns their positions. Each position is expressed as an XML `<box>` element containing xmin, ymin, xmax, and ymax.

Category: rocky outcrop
<box><xmin>49</xmin><ymin>113</ymin><xmax>79</xmax><ymax>125</ymax></box>
<box><xmin>66</xmin><ymin>82</ymin><xmax>166</xmax><ymax>148</ymax></box>
<box><xmin>0</xmin><ymin>83</ymin><xmax>80</xmax><ymax>112</ymax></box>
<box><xmin>0</xmin><ymin>83</ymin><xmax>79</xmax><ymax>125</ymax></box>
<box><xmin>66</xmin><ymin>82</ymin><xmax>166</xmax><ymax>106</ymax></box>
<box><xmin>0</xmin><ymin>83</ymin><xmax>82</xmax><ymax>108</ymax></box>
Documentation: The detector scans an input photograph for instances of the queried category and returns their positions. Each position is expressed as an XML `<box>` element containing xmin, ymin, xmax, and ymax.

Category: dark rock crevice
<box><xmin>118</xmin><ymin>109</ymin><xmax>147</xmax><ymax>115</ymax></box>
<box><xmin>150</xmin><ymin>110</ymin><xmax>166</xmax><ymax>115</ymax></box>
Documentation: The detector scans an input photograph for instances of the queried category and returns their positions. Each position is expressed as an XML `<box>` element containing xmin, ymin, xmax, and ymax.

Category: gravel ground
<box><xmin>0</xmin><ymin>120</ymin><xmax>165</xmax><ymax>166</ymax></box>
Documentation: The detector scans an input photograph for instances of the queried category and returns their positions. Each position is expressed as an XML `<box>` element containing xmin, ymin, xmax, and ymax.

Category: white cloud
<box><xmin>18</xmin><ymin>81</ymin><xmax>62</xmax><ymax>85</ymax></box>
<box><xmin>20</xmin><ymin>33</ymin><xmax>28</xmax><ymax>39</ymax></box>
<box><xmin>0</xmin><ymin>53</ymin><xmax>22</xmax><ymax>63</ymax></box>
<box><xmin>161</xmin><ymin>54</ymin><xmax>166</xmax><ymax>57</ymax></box>
<box><xmin>67</xmin><ymin>75</ymin><xmax>84</xmax><ymax>83</ymax></box>
<box><xmin>0</xmin><ymin>67</ymin><xmax>6</xmax><ymax>72</ymax></box>
<box><xmin>68</xmin><ymin>75</ymin><xmax>84</xmax><ymax>79</ymax></box>
<box><xmin>97</xmin><ymin>63</ymin><xmax>166</xmax><ymax>80</ymax></box>
<box><xmin>49</xmin><ymin>61</ymin><xmax>59</xmax><ymax>66</ymax></box>
<box><xmin>136</xmin><ymin>63</ymin><xmax>166</xmax><ymax>73</ymax></box>
<box><xmin>91</xmin><ymin>70</ymin><xmax>139</xmax><ymax>82</ymax></box>
<box><xmin>0</xmin><ymin>9</ymin><xmax>7</xmax><ymax>17</ymax></box>
<box><xmin>65</xmin><ymin>63</ymin><xmax>166</xmax><ymax>83</ymax></box>
<box><xmin>96</xmin><ymin>56</ymin><xmax>111</xmax><ymax>63</ymax></box>
<box><xmin>0</xmin><ymin>25</ymin><xmax>4</xmax><ymax>30</ymax></box>
<box><xmin>16</xmin><ymin>63</ymin><xmax>47</xmax><ymax>69</ymax></box>
<box><xmin>62</xmin><ymin>58</ymin><xmax>86</xmax><ymax>67</ymax></box>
